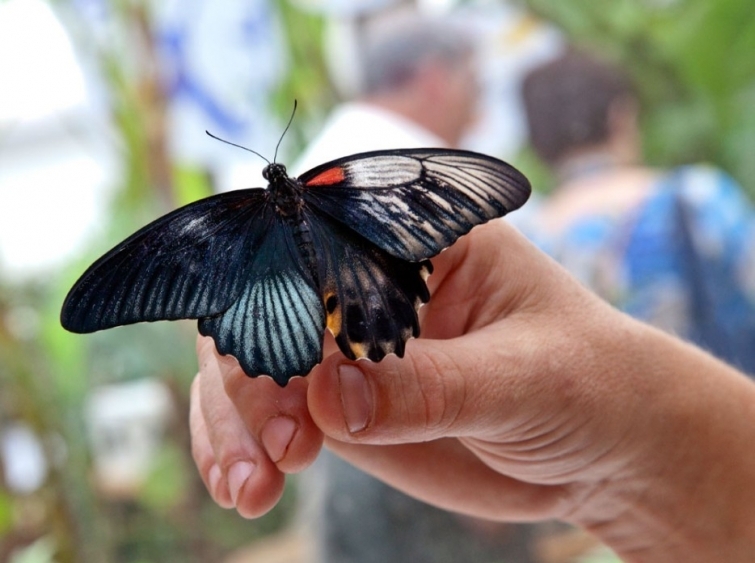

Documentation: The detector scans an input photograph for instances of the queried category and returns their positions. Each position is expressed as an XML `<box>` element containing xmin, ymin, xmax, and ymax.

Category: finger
<box><xmin>189</xmin><ymin>374</ymin><xmax>234</xmax><ymax>508</ymax></box>
<box><xmin>196</xmin><ymin>338</ymin><xmax>286</xmax><ymax>518</ymax></box>
<box><xmin>323</xmin><ymin>437</ymin><xmax>571</xmax><ymax>522</ymax></box>
<box><xmin>198</xmin><ymin>335</ymin><xmax>324</xmax><ymax>474</ymax></box>
<box><xmin>308</xmin><ymin>333</ymin><xmax>534</xmax><ymax>444</ymax></box>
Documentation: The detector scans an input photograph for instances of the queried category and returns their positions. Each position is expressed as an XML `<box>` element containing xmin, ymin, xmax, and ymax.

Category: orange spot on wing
<box><xmin>305</xmin><ymin>166</ymin><xmax>346</xmax><ymax>186</ymax></box>
<box><xmin>324</xmin><ymin>292</ymin><xmax>342</xmax><ymax>336</ymax></box>
<box><xmin>326</xmin><ymin>308</ymin><xmax>342</xmax><ymax>336</ymax></box>
<box><xmin>349</xmin><ymin>342</ymin><xmax>367</xmax><ymax>359</ymax></box>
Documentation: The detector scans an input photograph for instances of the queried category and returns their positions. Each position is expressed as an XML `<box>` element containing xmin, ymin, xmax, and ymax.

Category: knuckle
<box><xmin>408</xmin><ymin>349</ymin><xmax>467</xmax><ymax>436</ymax></box>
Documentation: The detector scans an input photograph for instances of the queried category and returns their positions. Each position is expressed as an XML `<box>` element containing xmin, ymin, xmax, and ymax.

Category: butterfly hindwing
<box><xmin>198</xmin><ymin>212</ymin><xmax>326</xmax><ymax>386</ymax></box>
<box><xmin>306</xmin><ymin>209</ymin><xmax>431</xmax><ymax>363</ymax></box>
<box><xmin>61</xmin><ymin>189</ymin><xmax>269</xmax><ymax>332</ymax></box>
<box><xmin>299</xmin><ymin>149</ymin><xmax>531</xmax><ymax>261</ymax></box>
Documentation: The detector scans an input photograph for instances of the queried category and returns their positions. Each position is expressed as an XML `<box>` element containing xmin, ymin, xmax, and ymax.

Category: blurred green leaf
<box><xmin>0</xmin><ymin>491</ymin><xmax>13</xmax><ymax>535</ymax></box>
<box><xmin>173</xmin><ymin>166</ymin><xmax>213</xmax><ymax>207</ymax></box>
<box><xmin>138</xmin><ymin>444</ymin><xmax>189</xmax><ymax>514</ymax></box>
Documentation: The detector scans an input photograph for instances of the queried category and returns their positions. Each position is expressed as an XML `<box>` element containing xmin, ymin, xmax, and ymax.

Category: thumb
<box><xmin>307</xmin><ymin>329</ymin><xmax>535</xmax><ymax>444</ymax></box>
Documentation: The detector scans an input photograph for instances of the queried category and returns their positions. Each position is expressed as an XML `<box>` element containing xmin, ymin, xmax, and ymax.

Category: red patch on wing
<box><xmin>304</xmin><ymin>166</ymin><xmax>346</xmax><ymax>186</ymax></box>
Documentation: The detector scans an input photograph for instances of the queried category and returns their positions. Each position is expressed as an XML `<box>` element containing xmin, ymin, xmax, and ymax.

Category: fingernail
<box><xmin>339</xmin><ymin>364</ymin><xmax>372</xmax><ymax>433</ymax></box>
<box><xmin>227</xmin><ymin>460</ymin><xmax>255</xmax><ymax>506</ymax></box>
<box><xmin>261</xmin><ymin>416</ymin><xmax>298</xmax><ymax>463</ymax></box>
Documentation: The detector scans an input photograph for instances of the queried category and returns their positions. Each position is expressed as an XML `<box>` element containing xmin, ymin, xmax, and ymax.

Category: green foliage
<box><xmin>271</xmin><ymin>0</ymin><xmax>338</xmax><ymax>159</ymax></box>
<box><xmin>522</xmin><ymin>0</ymin><xmax>755</xmax><ymax>197</ymax></box>
<box><xmin>173</xmin><ymin>166</ymin><xmax>213</xmax><ymax>208</ymax></box>
<box><xmin>0</xmin><ymin>491</ymin><xmax>12</xmax><ymax>535</ymax></box>
<box><xmin>138</xmin><ymin>444</ymin><xmax>190</xmax><ymax>514</ymax></box>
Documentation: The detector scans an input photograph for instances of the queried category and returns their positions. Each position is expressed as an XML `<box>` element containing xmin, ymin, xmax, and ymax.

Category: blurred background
<box><xmin>1</xmin><ymin>0</ymin><xmax>754</xmax><ymax>561</ymax></box>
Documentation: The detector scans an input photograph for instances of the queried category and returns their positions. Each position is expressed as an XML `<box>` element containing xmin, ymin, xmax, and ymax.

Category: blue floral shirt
<box><xmin>527</xmin><ymin>165</ymin><xmax>755</xmax><ymax>374</ymax></box>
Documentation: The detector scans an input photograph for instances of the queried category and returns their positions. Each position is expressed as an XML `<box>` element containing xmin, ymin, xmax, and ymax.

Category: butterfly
<box><xmin>61</xmin><ymin>145</ymin><xmax>530</xmax><ymax>386</ymax></box>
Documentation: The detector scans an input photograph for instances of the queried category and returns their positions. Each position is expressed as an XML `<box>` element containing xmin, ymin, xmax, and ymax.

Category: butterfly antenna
<box><xmin>273</xmin><ymin>100</ymin><xmax>297</xmax><ymax>163</ymax></box>
<box><xmin>205</xmin><ymin>131</ymin><xmax>271</xmax><ymax>165</ymax></box>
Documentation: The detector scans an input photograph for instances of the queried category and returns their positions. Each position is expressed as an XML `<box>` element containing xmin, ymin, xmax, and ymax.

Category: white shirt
<box><xmin>292</xmin><ymin>102</ymin><xmax>446</xmax><ymax>176</ymax></box>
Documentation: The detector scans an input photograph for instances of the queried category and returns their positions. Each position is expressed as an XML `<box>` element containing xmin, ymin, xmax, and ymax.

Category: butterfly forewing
<box><xmin>61</xmin><ymin>189</ymin><xmax>269</xmax><ymax>332</ymax></box>
<box><xmin>198</xmin><ymin>211</ymin><xmax>326</xmax><ymax>385</ymax></box>
<box><xmin>299</xmin><ymin>149</ymin><xmax>531</xmax><ymax>261</ymax></box>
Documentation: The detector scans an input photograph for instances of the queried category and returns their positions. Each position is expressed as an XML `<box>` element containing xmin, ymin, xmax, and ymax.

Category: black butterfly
<box><xmin>61</xmin><ymin>147</ymin><xmax>530</xmax><ymax>386</ymax></box>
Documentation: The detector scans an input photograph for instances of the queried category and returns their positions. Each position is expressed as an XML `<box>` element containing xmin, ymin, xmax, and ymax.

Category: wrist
<box><xmin>570</xmin><ymin>321</ymin><xmax>755</xmax><ymax>562</ymax></box>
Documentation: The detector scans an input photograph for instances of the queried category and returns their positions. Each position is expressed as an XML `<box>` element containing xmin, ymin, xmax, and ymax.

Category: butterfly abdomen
<box><xmin>267</xmin><ymin>169</ymin><xmax>321</xmax><ymax>285</ymax></box>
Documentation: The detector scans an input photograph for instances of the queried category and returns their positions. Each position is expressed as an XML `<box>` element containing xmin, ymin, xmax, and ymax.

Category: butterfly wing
<box><xmin>298</xmin><ymin>148</ymin><xmax>531</xmax><ymax>261</ymax></box>
<box><xmin>198</xmin><ymin>211</ymin><xmax>326</xmax><ymax>386</ymax></box>
<box><xmin>305</xmin><ymin>208</ymin><xmax>431</xmax><ymax>363</ymax></box>
<box><xmin>61</xmin><ymin>189</ymin><xmax>269</xmax><ymax>332</ymax></box>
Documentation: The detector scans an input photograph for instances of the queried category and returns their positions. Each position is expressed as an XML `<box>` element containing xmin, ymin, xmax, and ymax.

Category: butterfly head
<box><xmin>263</xmin><ymin>162</ymin><xmax>289</xmax><ymax>184</ymax></box>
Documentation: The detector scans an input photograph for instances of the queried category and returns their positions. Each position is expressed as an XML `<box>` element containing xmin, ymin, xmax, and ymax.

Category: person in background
<box><xmin>520</xmin><ymin>49</ymin><xmax>755</xmax><ymax>375</ymax></box>
<box><xmin>294</xmin><ymin>14</ymin><xmax>477</xmax><ymax>172</ymax></box>
<box><xmin>290</xmin><ymin>12</ymin><xmax>551</xmax><ymax>563</ymax></box>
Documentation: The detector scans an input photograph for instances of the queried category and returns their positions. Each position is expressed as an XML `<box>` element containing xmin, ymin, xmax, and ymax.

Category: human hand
<box><xmin>190</xmin><ymin>220</ymin><xmax>755</xmax><ymax>561</ymax></box>
<box><xmin>189</xmin><ymin>219</ymin><xmax>639</xmax><ymax>518</ymax></box>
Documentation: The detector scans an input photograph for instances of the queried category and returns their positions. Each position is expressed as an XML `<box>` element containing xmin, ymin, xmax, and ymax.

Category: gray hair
<box><xmin>359</xmin><ymin>15</ymin><xmax>475</xmax><ymax>96</ymax></box>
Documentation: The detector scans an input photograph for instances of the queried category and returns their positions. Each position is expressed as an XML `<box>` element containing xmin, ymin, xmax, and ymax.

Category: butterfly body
<box><xmin>62</xmin><ymin>148</ymin><xmax>531</xmax><ymax>386</ymax></box>
<box><xmin>261</xmin><ymin>168</ymin><xmax>319</xmax><ymax>282</ymax></box>
<box><xmin>264</xmin><ymin>163</ymin><xmax>304</xmax><ymax>217</ymax></box>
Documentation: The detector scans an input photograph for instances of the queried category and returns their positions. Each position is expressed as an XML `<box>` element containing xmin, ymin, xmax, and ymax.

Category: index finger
<box><xmin>197</xmin><ymin>335</ymin><xmax>324</xmax><ymax>474</ymax></box>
